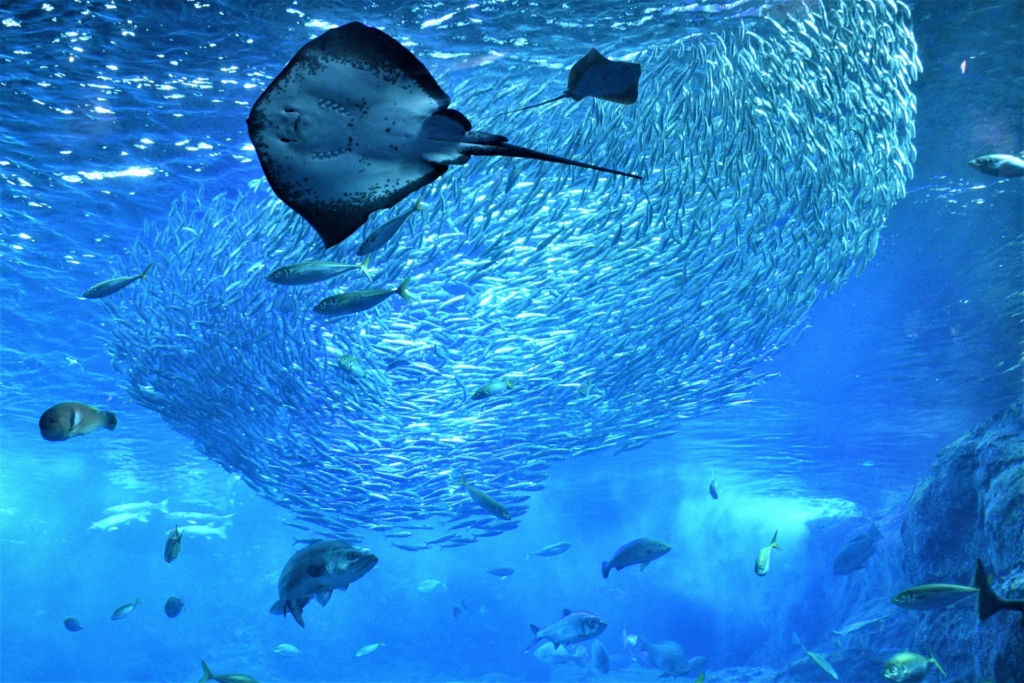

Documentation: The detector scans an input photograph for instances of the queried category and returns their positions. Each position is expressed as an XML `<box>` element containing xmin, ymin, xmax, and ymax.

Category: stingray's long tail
<box><xmin>505</xmin><ymin>94</ymin><xmax>569</xmax><ymax>115</ymax></box>
<box><xmin>469</xmin><ymin>140</ymin><xmax>642</xmax><ymax>180</ymax></box>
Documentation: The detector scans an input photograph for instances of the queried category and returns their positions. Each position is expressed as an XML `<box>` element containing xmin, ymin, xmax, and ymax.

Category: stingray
<box><xmin>247</xmin><ymin>22</ymin><xmax>641</xmax><ymax>249</ymax></box>
<box><xmin>507</xmin><ymin>48</ymin><xmax>642</xmax><ymax>114</ymax></box>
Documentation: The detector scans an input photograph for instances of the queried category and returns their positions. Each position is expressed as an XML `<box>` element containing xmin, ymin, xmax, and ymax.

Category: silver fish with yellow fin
<box><xmin>110</xmin><ymin>598</ymin><xmax>141</xmax><ymax>620</ymax></box>
<box><xmin>883</xmin><ymin>651</ymin><xmax>944</xmax><ymax>682</ymax></box>
<box><xmin>460</xmin><ymin>474</ymin><xmax>512</xmax><ymax>520</ymax></box>
<box><xmin>268</xmin><ymin>258</ymin><xmax>371</xmax><ymax>285</ymax></box>
<box><xmin>755</xmin><ymin>530</ymin><xmax>781</xmax><ymax>576</ymax></box>
<box><xmin>198</xmin><ymin>659</ymin><xmax>259</xmax><ymax>683</ymax></box>
<box><xmin>337</xmin><ymin>354</ymin><xmax>366</xmax><ymax>379</ymax></box>
<box><xmin>891</xmin><ymin>583</ymin><xmax>977</xmax><ymax>610</ymax></box>
<box><xmin>313</xmin><ymin>278</ymin><xmax>411</xmax><ymax>316</ymax></box>
<box><xmin>471</xmin><ymin>376</ymin><xmax>517</xmax><ymax>400</ymax></box>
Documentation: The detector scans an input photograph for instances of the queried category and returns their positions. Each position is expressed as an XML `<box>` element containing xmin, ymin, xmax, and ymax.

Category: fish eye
<box><xmin>347</xmin><ymin>551</ymin><xmax>359</xmax><ymax>560</ymax></box>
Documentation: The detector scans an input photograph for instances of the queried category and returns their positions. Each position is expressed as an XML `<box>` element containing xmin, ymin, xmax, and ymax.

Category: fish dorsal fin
<box><xmin>530</xmin><ymin>624</ymin><xmax>540</xmax><ymax>634</ymax></box>
<box><xmin>563</xmin><ymin>608</ymin><xmax>572</xmax><ymax>616</ymax></box>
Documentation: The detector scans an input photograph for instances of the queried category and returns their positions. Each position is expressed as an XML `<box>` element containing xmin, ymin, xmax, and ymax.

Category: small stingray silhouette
<box><xmin>508</xmin><ymin>48</ymin><xmax>642</xmax><ymax>114</ymax></box>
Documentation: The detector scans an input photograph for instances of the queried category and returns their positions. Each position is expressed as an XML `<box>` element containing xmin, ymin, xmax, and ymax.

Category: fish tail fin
<box><xmin>526</xmin><ymin>552</ymin><xmax>531</xmax><ymax>560</ymax></box>
<box><xmin>602</xmin><ymin>561</ymin><xmax>611</xmax><ymax>579</ymax></box>
<box><xmin>771</xmin><ymin>530</ymin><xmax>781</xmax><ymax>550</ymax></box>
<box><xmin>134</xmin><ymin>597</ymin><xmax>142</xmax><ymax>606</ymax></box>
<box><xmin>975</xmin><ymin>558</ymin><xmax>1005</xmax><ymax>620</ymax></box>
<box><xmin>199</xmin><ymin>659</ymin><xmax>213</xmax><ymax>683</ymax></box>
<box><xmin>101</xmin><ymin>411</ymin><xmax>117</xmax><ymax>430</ymax></box>
<box><xmin>396</xmin><ymin>276</ymin><xmax>412</xmax><ymax>304</ymax></box>
<box><xmin>928</xmin><ymin>650</ymin><xmax>946</xmax><ymax>677</ymax></box>
<box><xmin>291</xmin><ymin>600</ymin><xmax>306</xmax><ymax>628</ymax></box>
<box><xmin>140</xmin><ymin>263</ymin><xmax>153</xmax><ymax>279</ymax></box>
<box><xmin>525</xmin><ymin>625</ymin><xmax>541</xmax><ymax>653</ymax></box>
<box><xmin>506</xmin><ymin>93</ymin><xmax>570</xmax><ymax>115</ymax></box>
<box><xmin>696</xmin><ymin>674</ymin><xmax>705</xmax><ymax>683</ymax></box>
<box><xmin>159</xmin><ymin>499</ymin><xmax>169</xmax><ymax>514</ymax></box>
<box><xmin>358</xmin><ymin>256</ymin><xmax>373</xmax><ymax>282</ymax></box>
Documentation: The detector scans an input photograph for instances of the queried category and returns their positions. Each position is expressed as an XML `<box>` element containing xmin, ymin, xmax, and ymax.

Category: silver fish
<box><xmin>528</xmin><ymin>542</ymin><xmax>571</xmax><ymax>559</ymax></box>
<box><xmin>111</xmin><ymin>598</ymin><xmax>141</xmax><ymax>620</ymax></box>
<box><xmin>354</xmin><ymin>641</ymin><xmax>384</xmax><ymax>657</ymax></box>
<box><xmin>891</xmin><ymin>583</ymin><xmax>978</xmax><ymax>610</ymax></box>
<box><xmin>471</xmin><ymin>376</ymin><xmax>517</xmax><ymax>400</ymax></box>
<box><xmin>793</xmin><ymin>633</ymin><xmax>838</xmax><ymax>681</ymax></box>
<box><xmin>82</xmin><ymin>264</ymin><xmax>152</xmax><ymax>299</ymax></box>
<box><xmin>525</xmin><ymin>609</ymin><xmax>607</xmax><ymax>652</ymax></box>
<box><xmin>268</xmin><ymin>258</ymin><xmax>371</xmax><ymax>285</ymax></box>
<box><xmin>755</xmin><ymin>530</ymin><xmax>781</xmax><ymax>576</ymax></box>
<box><xmin>313</xmin><ymin>278</ymin><xmax>411</xmax><ymax>316</ymax></box>
<box><xmin>460</xmin><ymin>475</ymin><xmax>511</xmax><ymax>520</ymax></box>
<box><xmin>968</xmin><ymin>153</ymin><xmax>1024</xmax><ymax>178</ymax></box>
<box><xmin>337</xmin><ymin>354</ymin><xmax>366</xmax><ymax>379</ymax></box>
<box><xmin>883</xmin><ymin>651</ymin><xmax>945</xmax><ymax>682</ymax></box>
<box><xmin>357</xmin><ymin>201</ymin><xmax>425</xmax><ymax>256</ymax></box>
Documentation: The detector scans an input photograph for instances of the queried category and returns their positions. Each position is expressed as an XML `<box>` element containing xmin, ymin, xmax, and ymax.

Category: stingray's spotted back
<box><xmin>248</xmin><ymin>23</ymin><xmax>452</xmax><ymax>248</ymax></box>
<box><xmin>249</xmin><ymin>23</ymin><xmax>640</xmax><ymax>249</ymax></box>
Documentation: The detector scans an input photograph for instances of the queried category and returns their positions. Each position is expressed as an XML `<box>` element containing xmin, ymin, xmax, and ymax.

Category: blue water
<box><xmin>1</xmin><ymin>0</ymin><xmax>1021</xmax><ymax>681</ymax></box>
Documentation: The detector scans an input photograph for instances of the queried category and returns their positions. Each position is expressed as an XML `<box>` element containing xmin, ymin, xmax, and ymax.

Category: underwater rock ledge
<box><xmin>901</xmin><ymin>398</ymin><xmax>1024</xmax><ymax>682</ymax></box>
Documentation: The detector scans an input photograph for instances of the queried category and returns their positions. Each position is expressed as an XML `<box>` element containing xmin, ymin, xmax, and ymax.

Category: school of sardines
<box><xmin>86</xmin><ymin>0</ymin><xmax>930</xmax><ymax>545</ymax></box>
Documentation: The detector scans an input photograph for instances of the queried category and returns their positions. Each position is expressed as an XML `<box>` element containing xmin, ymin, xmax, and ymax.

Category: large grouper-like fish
<box><xmin>270</xmin><ymin>540</ymin><xmax>377</xmax><ymax>627</ymax></box>
<box><xmin>247</xmin><ymin>22</ymin><xmax>641</xmax><ymax>249</ymax></box>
